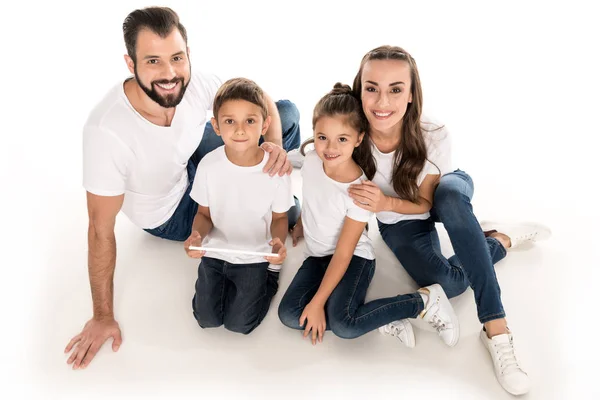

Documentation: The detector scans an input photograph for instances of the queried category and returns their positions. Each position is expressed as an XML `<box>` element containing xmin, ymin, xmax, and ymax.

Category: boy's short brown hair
<box><xmin>213</xmin><ymin>78</ymin><xmax>269</xmax><ymax>120</ymax></box>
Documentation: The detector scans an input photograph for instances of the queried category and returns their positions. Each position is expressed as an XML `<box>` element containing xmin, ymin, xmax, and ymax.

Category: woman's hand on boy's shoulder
<box><xmin>261</xmin><ymin>142</ymin><xmax>292</xmax><ymax>177</ymax></box>
<box><xmin>184</xmin><ymin>231</ymin><xmax>206</xmax><ymax>259</ymax></box>
<box><xmin>265</xmin><ymin>237</ymin><xmax>287</xmax><ymax>264</ymax></box>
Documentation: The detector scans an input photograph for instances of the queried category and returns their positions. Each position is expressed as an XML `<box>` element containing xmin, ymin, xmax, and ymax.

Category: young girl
<box><xmin>347</xmin><ymin>45</ymin><xmax>551</xmax><ymax>395</ymax></box>
<box><xmin>278</xmin><ymin>83</ymin><xmax>460</xmax><ymax>348</ymax></box>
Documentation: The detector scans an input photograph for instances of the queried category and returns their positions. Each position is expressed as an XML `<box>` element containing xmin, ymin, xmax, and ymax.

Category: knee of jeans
<box><xmin>224</xmin><ymin>320</ymin><xmax>256</xmax><ymax>335</ymax></box>
<box><xmin>278</xmin><ymin>300</ymin><xmax>302</xmax><ymax>329</ymax></box>
<box><xmin>329</xmin><ymin>315</ymin><xmax>359</xmax><ymax>339</ymax></box>
<box><xmin>434</xmin><ymin>185</ymin><xmax>471</xmax><ymax>222</ymax></box>
<box><xmin>193</xmin><ymin>310</ymin><xmax>223</xmax><ymax>329</ymax></box>
<box><xmin>277</xmin><ymin>100</ymin><xmax>300</xmax><ymax>126</ymax></box>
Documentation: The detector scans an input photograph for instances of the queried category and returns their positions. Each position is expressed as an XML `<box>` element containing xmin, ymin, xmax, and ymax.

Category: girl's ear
<box><xmin>262</xmin><ymin>115</ymin><xmax>272</xmax><ymax>135</ymax></box>
<box><xmin>211</xmin><ymin>117</ymin><xmax>221</xmax><ymax>136</ymax></box>
<box><xmin>356</xmin><ymin>132</ymin><xmax>366</xmax><ymax>147</ymax></box>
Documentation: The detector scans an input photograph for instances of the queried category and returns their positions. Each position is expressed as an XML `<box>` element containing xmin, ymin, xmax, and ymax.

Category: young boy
<box><xmin>184</xmin><ymin>78</ymin><xmax>294</xmax><ymax>334</ymax></box>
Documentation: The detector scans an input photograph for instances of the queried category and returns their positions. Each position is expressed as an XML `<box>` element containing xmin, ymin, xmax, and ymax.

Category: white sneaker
<box><xmin>419</xmin><ymin>284</ymin><xmax>460</xmax><ymax>347</ymax></box>
<box><xmin>287</xmin><ymin>149</ymin><xmax>305</xmax><ymax>169</ymax></box>
<box><xmin>378</xmin><ymin>319</ymin><xmax>415</xmax><ymax>348</ymax></box>
<box><xmin>480</xmin><ymin>329</ymin><xmax>530</xmax><ymax>395</ymax></box>
<box><xmin>480</xmin><ymin>221</ymin><xmax>552</xmax><ymax>250</ymax></box>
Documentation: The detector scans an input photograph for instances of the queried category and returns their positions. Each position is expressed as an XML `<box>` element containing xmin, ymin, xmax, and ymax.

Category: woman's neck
<box><xmin>370</xmin><ymin>126</ymin><xmax>402</xmax><ymax>154</ymax></box>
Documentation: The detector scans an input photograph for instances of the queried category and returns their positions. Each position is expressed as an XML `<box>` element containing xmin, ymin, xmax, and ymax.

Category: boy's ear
<box><xmin>261</xmin><ymin>115</ymin><xmax>272</xmax><ymax>135</ymax></box>
<box><xmin>211</xmin><ymin>117</ymin><xmax>221</xmax><ymax>136</ymax></box>
<box><xmin>356</xmin><ymin>132</ymin><xmax>366</xmax><ymax>147</ymax></box>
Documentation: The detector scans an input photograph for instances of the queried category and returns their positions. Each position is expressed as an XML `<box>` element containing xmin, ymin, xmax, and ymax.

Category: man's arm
<box><xmin>86</xmin><ymin>192</ymin><xmax>123</xmax><ymax>318</ymax></box>
<box><xmin>64</xmin><ymin>192</ymin><xmax>124</xmax><ymax>369</ymax></box>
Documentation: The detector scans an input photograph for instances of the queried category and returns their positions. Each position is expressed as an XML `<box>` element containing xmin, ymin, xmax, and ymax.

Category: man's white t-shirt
<box><xmin>82</xmin><ymin>72</ymin><xmax>222</xmax><ymax>229</ymax></box>
<box><xmin>301</xmin><ymin>151</ymin><xmax>375</xmax><ymax>260</ymax></box>
<box><xmin>373</xmin><ymin>118</ymin><xmax>453</xmax><ymax>224</ymax></box>
<box><xmin>189</xmin><ymin>146</ymin><xmax>295</xmax><ymax>265</ymax></box>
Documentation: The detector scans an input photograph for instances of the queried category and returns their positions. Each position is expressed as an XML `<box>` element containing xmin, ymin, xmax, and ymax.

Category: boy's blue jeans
<box><xmin>144</xmin><ymin>100</ymin><xmax>302</xmax><ymax>241</ymax></box>
<box><xmin>378</xmin><ymin>169</ymin><xmax>507</xmax><ymax>324</ymax></box>
<box><xmin>193</xmin><ymin>257</ymin><xmax>279</xmax><ymax>334</ymax></box>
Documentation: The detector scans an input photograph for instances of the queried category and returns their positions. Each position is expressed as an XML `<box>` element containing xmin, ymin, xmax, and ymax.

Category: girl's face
<box><xmin>313</xmin><ymin>115</ymin><xmax>364</xmax><ymax>168</ymax></box>
<box><xmin>360</xmin><ymin>59</ymin><xmax>413</xmax><ymax>135</ymax></box>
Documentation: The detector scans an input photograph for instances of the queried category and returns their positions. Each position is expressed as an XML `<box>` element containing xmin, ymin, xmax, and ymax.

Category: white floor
<box><xmin>3</xmin><ymin>1</ymin><xmax>599</xmax><ymax>399</ymax></box>
<box><xmin>7</xmin><ymin>167</ymin><xmax>592</xmax><ymax>400</ymax></box>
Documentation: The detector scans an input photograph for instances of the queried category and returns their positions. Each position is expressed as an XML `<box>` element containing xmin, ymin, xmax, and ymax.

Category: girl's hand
<box><xmin>299</xmin><ymin>301</ymin><xmax>326</xmax><ymax>345</ymax></box>
<box><xmin>348</xmin><ymin>180</ymin><xmax>390</xmax><ymax>213</ymax></box>
<box><xmin>184</xmin><ymin>231</ymin><xmax>206</xmax><ymax>259</ymax></box>
<box><xmin>290</xmin><ymin>222</ymin><xmax>304</xmax><ymax>247</ymax></box>
<box><xmin>265</xmin><ymin>237</ymin><xmax>287</xmax><ymax>264</ymax></box>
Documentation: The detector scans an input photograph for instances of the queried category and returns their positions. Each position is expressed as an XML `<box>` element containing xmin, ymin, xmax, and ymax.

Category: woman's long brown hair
<box><xmin>352</xmin><ymin>45</ymin><xmax>435</xmax><ymax>204</ymax></box>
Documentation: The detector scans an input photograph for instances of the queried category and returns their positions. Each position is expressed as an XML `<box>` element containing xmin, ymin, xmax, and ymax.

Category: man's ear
<box><xmin>124</xmin><ymin>54</ymin><xmax>135</xmax><ymax>75</ymax></box>
<box><xmin>211</xmin><ymin>117</ymin><xmax>221</xmax><ymax>136</ymax></box>
<box><xmin>261</xmin><ymin>115</ymin><xmax>272</xmax><ymax>135</ymax></box>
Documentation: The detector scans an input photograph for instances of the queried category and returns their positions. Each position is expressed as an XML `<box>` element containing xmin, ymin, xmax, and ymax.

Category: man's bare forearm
<box><xmin>88</xmin><ymin>224</ymin><xmax>116</xmax><ymax>319</ymax></box>
<box><xmin>264</xmin><ymin>94</ymin><xmax>282</xmax><ymax>147</ymax></box>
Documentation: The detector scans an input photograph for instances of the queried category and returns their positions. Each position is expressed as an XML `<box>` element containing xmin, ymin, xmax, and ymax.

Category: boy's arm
<box><xmin>191</xmin><ymin>205</ymin><xmax>213</xmax><ymax>239</ymax></box>
<box><xmin>270</xmin><ymin>211</ymin><xmax>288</xmax><ymax>248</ymax></box>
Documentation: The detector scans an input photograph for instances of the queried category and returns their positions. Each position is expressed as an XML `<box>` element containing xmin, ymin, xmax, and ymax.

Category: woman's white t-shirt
<box><xmin>372</xmin><ymin>118</ymin><xmax>453</xmax><ymax>224</ymax></box>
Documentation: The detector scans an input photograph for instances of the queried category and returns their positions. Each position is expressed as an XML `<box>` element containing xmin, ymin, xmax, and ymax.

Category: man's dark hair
<box><xmin>123</xmin><ymin>7</ymin><xmax>188</xmax><ymax>62</ymax></box>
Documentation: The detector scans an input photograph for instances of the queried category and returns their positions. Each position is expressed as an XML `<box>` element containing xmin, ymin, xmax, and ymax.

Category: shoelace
<box><xmin>515</xmin><ymin>232</ymin><xmax>538</xmax><ymax>242</ymax></box>
<box><xmin>428</xmin><ymin>313</ymin><xmax>447</xmax><ymax>333</ymax></box>
<box><xmin>494</xmin><ymin>337</ymin><xmax>522</xmax><ymax>375</ymax></box>
<box><xmin>383</xmin><ymin>323</ymin><xmax>405</xmax><ymax>339</ymax></box>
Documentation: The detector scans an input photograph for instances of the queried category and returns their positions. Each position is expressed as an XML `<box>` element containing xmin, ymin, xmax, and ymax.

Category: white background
<box><xmin>1</xmin><ymin>0</ymin><xmax>598</xmax><ymax>399</ymax></box>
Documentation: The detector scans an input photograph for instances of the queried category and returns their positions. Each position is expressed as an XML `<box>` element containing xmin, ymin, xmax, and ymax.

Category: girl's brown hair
<box><xmin>300</xmin><ymin>83</ymin><xmax>368</xmax><ymax>157</ymax></box>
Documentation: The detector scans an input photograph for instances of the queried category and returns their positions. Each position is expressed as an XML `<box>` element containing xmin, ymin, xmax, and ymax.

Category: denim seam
<box><xmin>344</xmin><ymin>258</ymin><xmax>369</xmax><ymax>321</ymax></box>
<box><xmin>219</xmin><ymin>262</ymin><xmax>226</xmax><ymax>318</ymax></box>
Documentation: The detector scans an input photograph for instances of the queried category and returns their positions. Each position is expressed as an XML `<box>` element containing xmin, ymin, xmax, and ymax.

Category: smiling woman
<box><xmin>347</xmin><ymin>45</ymin><xmax>552</xmax><ymax>396</ymax></box>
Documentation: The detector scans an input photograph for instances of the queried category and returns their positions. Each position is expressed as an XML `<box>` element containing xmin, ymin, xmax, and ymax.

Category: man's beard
<box><xmin>134</xmin><ymin>66</ymin><xmax>190</xmax><ymax>108</ymax></box>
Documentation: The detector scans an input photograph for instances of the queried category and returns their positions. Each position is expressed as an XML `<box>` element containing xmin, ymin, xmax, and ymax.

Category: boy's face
<box><xmin>211</xmin><ymin>100</ymin><xmax>271</xmax><ymax>152</ymax></box>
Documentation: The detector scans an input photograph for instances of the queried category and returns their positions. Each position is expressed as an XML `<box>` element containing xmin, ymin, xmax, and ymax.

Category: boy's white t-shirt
<box><xmin>189</xmin><ymin>146</ymin><xmax>295</xmax><ymax>265</ymax></box>
<box><xmin>301</xmin><ymin>151</ymin><xmax>375</xmax><ymax>260</ymax></box>
<box><xmin>373</xmin><ymin>118</ymin><xmax>453</xmax><ymax>224</ymax></box>
<box><xmin>82</xmin><ymin>72</ymin><xmax>222</xmax><ymax>229</ymax></box>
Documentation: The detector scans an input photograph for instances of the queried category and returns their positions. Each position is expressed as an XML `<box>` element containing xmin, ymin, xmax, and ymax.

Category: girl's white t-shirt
<box><xmin>301</xmin><ymin>151</ymin><xmax>375</xmax><ymax>260</ymax></box>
